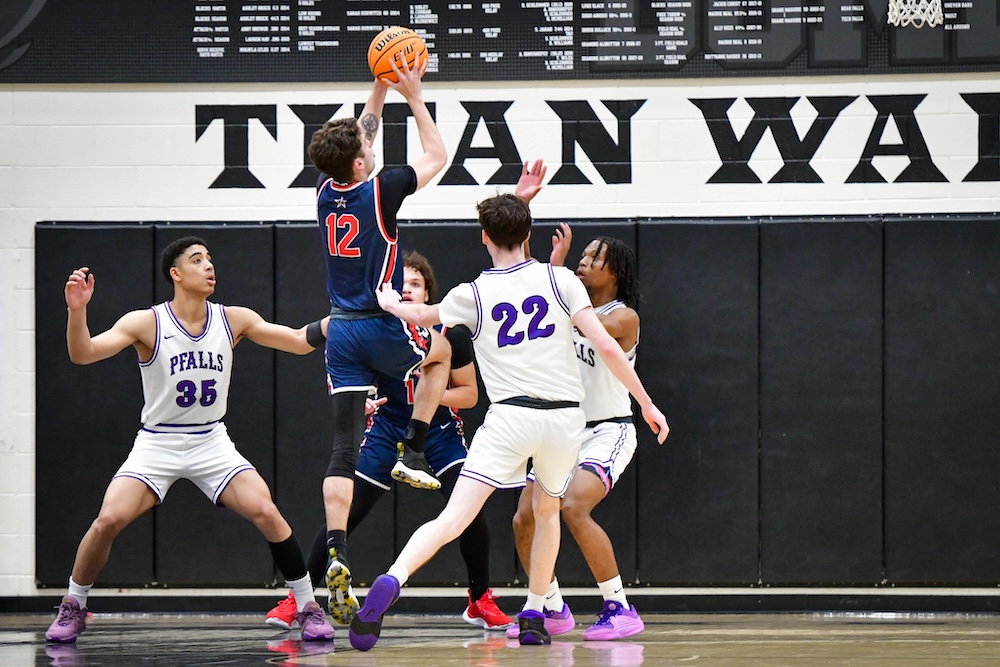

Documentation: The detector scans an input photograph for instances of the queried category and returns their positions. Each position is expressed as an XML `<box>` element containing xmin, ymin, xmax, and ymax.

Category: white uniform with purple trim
<box><xmin>576</xmin><ymin>299</ymin><xmax>639</xmax><ymax>494</ymax></box>
<box><xmin>114</xmin><ymin>301</ymin><xmax>255</xmax><ymax>505</ymax></box>
<box><xmin>438</xmin><ymin>260</ymin><xmax>591</xmax><ymax>496</ymax></box>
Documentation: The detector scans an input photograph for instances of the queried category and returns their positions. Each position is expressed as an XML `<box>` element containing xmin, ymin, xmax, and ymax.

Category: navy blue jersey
<box><xmin>317</xmin><ymin>167</ymin><xmax>417</xmax><ymax>312</ymax></box>
<box><xmin>375</xmin><ymin>324</ymin><xmax>476</xmax><ymax>427</ymax></box>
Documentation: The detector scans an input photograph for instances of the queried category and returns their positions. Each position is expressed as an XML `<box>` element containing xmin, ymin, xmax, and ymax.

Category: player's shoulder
<box><xmin>114</xmin><ymin>307</ymin><xmax>156</xmax><ymax>336</ymax></box>
<box><xmin>220</xmin><ymin>304</ymin><xmax>263</xmax><ymax>331</ymax></box>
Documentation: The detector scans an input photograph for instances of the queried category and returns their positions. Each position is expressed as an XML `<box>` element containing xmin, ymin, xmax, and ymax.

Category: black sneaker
<box><xmin>517</xmin><ymin>610</ymin><xmax>552</xmax><ymax>645</ymax></box>
<box><xmin>390</xmin><ymin>442</ymin><xmax>441</xmax><ymax>490</ymax></box>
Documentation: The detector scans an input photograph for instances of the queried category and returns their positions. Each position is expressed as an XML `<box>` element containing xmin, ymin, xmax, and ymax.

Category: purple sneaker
<box><xmin>515</xmin><ymin>609</ymin><xmax>551</xmax><ymax>645</ymax></box>
<box><xmin>506</xmin><ymin>602</ymin><xmax>575</xmax><ymax>639</ymax></box>
<box><xmin>296</xmin><ymin>600</ymin><xmax>335</xmax><ymax>641</ymax></box>
<box><xmin>582</xmin><ymin>600</ymin><xmax>644</xmax><ymax>641</ymax></box>
<box><xmin>45</xmin><ymin>596</ymin><xmax>87</xmax><ymax>643</ymax></box>
<box><xmin>348</xmin><ymin>574</ymin><xmax>400</xmax><ymax>651</ymax></box>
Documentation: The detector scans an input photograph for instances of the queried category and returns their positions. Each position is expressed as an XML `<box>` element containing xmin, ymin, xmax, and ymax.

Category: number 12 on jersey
<box><xmin>325</xmin><ymin>213</ymin><xmax>361</xmax><ymax>257</ymax></box>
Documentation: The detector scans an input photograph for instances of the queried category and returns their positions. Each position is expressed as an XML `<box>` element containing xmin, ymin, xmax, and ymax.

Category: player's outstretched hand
<box><xmin>640</xmin><ymin>403</ymin><xmax>670</xmax><ymax>445</ymax></box>
<box><xmin>550</xmin><ymin>222</ymin><xmax>572</xmax><ymax>267</ymax></box>
<box><xmin>376</xmin><ymin>281</ymin><xmax>403</xmax><ymax>313</ymax></box>
<box><xmin>65</xmin><ymin>267</ymin><xmax>95</xmax><ymax>310</ymax></box>
<box><xmin>514</xmin><ymin>160</ymin><xmax>547</xmax><ymax>203</ymax></box>
<box><xmin>386</xmin><ymin>50</ymin><xmax>426</xmax><ymax>101</ymax></box>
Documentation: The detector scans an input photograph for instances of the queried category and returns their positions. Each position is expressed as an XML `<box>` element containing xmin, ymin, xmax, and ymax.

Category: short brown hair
<box><xmin>403</xmin><ymin>250</ymin><xmax>437</xmax><ymax>303</ymax></box>
<box><xmin>476</xmin><ymin>193</ymin><xmax>532</xmax><ymax>250</ymax></box>
<box><xmin>308</xmin><ymin>118</ymin><xmax>362</xmax><ymax>182</ymax></box>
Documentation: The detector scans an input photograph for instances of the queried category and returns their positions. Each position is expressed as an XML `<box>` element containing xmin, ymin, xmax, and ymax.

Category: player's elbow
<box><xmin>594</xmin><ymin>336</ymin><xmax>622</xmax><ymax>361</ymax></box>
<box><xmin>426</xmin><ymin>149</ymin><xmax>447</xmax><ymax>177</ymax></box>
<box><xmin>66</xmin><ymin>342</ymin><xmax>94</xmax><ymax>365</ymax></box>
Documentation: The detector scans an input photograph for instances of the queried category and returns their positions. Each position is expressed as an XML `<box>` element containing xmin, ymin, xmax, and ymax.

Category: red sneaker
<box><xmin>462</xmin><ymin>589</ymin><xmax>514</xmax><ymax>630</ymax></box>
<box><xmin>265</xmin><ymin>592</ymin><xmax>299</xmax><ymax>631</ymax></box>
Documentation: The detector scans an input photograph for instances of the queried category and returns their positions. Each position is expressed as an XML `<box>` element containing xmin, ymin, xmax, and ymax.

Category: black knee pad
<box><xmin>325</xmin><ymin>391</ymin><xmax>367</xmax><ymax>479</ymax></box>
<box><xmin>326</xmin><ymin>445</ymin><xmax>358</xmax><ymax>479</ymax></box>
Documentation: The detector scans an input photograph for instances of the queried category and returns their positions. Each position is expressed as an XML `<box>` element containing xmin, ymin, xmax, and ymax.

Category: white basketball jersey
<box><xmin>439</xmin><ymin>260</ymin><xmax>591</xmax><ymax>403</ymax></box>
<box><xmin>576</xmin><ymin>300</ymin><xmax>638</xmax><ymax>422</ymax></box>
<box><xmin>139</xmin><ymin>301</ymin><xmax>234</xmax><ymax>433</ymax></box>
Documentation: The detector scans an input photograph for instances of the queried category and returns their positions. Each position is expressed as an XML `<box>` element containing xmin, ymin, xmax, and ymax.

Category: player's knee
<box><xmin>512</xmin><ymin>505</ymin><xmax>533</xmax><ymax>536</ymax></box>
<box><xmin>326</xmin><ymin>446</ymin><xmax>358</xmax><ymax>479</ymax></box>
<box><xmin>90</xmin><ymin>511</ymin><xmax>131</xmax><ymax>539</ymax></box>
<box><xmin>427</xmin><ymin>329</ymin><xmax>452</xmax><ymax>363</ymax></box>
<box><xmin>560</xmin><ymin>497</ymin><xmax>591</xmax><ymax>527</ymax></box>
<box><xmin>252</xmin><ymin>501</ymin><xmax>283</xmax><ymax>529</ymax></box>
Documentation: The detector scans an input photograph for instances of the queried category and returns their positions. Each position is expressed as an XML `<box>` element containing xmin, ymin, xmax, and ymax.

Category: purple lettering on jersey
<box><xmin>493</xmin><ymin>296</ymin><xmax>556</xmax><ymax>348</ymax></box>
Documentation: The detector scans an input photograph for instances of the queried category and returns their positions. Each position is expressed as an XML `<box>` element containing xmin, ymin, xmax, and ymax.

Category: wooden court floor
<box><xmin>3</xmin><ymin>610</ymin><xmax>1000</xmax><ymax>666</ymax></box>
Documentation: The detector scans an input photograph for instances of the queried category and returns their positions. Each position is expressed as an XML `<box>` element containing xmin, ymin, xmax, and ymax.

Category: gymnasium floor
<box><xmin>5</xmin><ymin>610</ymin><xmax>1000</xmax><ymax>666</ymax></box>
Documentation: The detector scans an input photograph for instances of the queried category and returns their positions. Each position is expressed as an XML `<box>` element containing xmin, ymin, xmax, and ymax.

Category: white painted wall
<box><xmin>1</xmin><ymin>73</ymin><xmax>997</xmax><ymax>596</ymax></box>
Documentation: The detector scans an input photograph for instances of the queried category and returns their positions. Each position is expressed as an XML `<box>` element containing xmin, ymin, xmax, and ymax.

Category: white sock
<box><xmin>524</xmin><ymin>591</ymin><xmax>546</xmax><ymax>613</ymax></box>
<box><xmin>286</xmin><ymin>574</ymin><xmax>315</xmax><ymax>612</ymax></box>
<box><xmin>386</xmin><ymin>564</ymin><xmax>409</xmax><ymax>587</ymax></box>
<box><xmin>68</xmin><ymin>578</ymin><xmax>92</xmax><ymax>609</ymax></box>
<box><xmin>598</xmin><ymin>575</ymin><xmax>629</xmax><ymax>606</ymax></box>
<box><xmin>545</xmin><ymin>577</ymin><xmax>564</xmax><ymax>612</ymax></box>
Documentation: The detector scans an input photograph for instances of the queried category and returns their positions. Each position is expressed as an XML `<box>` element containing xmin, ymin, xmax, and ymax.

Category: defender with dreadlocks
<box><xmin>510</xmin><ymin>223</ymin><xmax>648</xmax><ymax>642</ymax></box>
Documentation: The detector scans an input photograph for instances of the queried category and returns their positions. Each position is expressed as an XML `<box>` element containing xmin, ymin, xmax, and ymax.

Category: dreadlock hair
<box><xmin>403</xmin><ymin>250</ymin><xmax>437</xmax><ymax>303</ymax></box>
<box><xmin>308</xmin><ymin>118</ymin><xmax>362</xmax><ymax>183</ymax></box>
<box><xmin>592</xmin><ymin>237</ymin><xmax>640</xmax><ymax>309</ymax></box>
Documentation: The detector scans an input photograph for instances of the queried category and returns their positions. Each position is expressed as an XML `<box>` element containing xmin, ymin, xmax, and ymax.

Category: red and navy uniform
<box><xmin>317</xmin><ymin>167</ymin><xmax>432</xmax><ymax>393</ymax></box>
<box><xmin>356</xmin><ymin>325</ymin><xmax>475</xmax><ymax>488</ymax></box>
<box><xmin>317</xmin><ymin>167</ymin><xmax>415</xmax><ymax>312</ymax></box>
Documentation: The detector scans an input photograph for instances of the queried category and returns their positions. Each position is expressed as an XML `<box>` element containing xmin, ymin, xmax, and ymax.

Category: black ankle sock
<box><xmin>403</xmin><ymin>420</ymin><xmax>429</xmax><ymax>453</ymax></box>
<box><xmin>268</xmin><ymin>534</ymin><xmax>307</xmax><ymax>582</ymax></box>
<box><xmin>326</xmin><ymin>530</ymin><xmax>349</xmax><ymax>569</ymax></box>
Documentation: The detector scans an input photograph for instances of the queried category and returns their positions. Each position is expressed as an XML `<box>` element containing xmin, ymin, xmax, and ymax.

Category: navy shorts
<box><xmin>325</xmin><ymin>315</ymin><xmax>431</xmax><ymax>394</ymax></box>
<box><xmin>356</xmin><ymin>417</ymin><xmax>468</xmax><ymax>490</ymax></box>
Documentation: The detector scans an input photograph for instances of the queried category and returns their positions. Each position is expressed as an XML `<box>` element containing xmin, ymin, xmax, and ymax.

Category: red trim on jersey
<box><xmin>380</xmin><ymin>240</ymin><xmax>397</xmax><ymax>287</ymax></box>
<box><xmin>373</xmin><ymin>177</ymin><xmax>397</xmax><ymax>244</ymax></box>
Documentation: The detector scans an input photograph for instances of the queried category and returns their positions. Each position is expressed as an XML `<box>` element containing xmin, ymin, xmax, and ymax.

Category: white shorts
<box><xmin>114</xmin><ymin>423</ymin><xmax>255</xmax><ymax>505</ymax></box>
<box><xmin>461</xmin><ymin>403</ymin><xmax>584</xmax><ymax>497</ymax></box>
<box><xmin>578</xmin><ymin>420</ymin><xmax>638</xmax><ymax>495</ymax></box>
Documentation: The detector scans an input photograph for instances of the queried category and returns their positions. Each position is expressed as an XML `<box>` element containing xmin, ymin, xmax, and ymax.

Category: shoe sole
<box><xmin>264</xmin><ymin>617</ymin><xmax>296</xmax><ymax>631</ymax></box>
<box><xmin>301</xmin><ymin>625</ymin><xmax>335</xmax><ymax>641</ymax></box>
<box><xmin>462</xmin><ymin>609</ymin><xmax>514</xmax><ymax>630</ymax></box>
<box><xmin>506</xmin><ymin>614</ymin><xmax>575</xmax><ymax>639</ymax></box>
<box><xmin>391</xmin><ymin>464</ymin><xmax>441</xmax><ymax>490</ymax></box>
<box><xmin>582</xmin><ymin>619</ymin><xmax>645</xmax><ymax>641</ymax></box>
<box><xmin>326</xmin><ymin>561</ymin><xmax>360</xmax><ymax>625</ymax></box>
<box><xmin>348</xmin><ymin>576</ymin><xmax>399</xmax><ymax>651</ymax></box>
<box><xmin>518</xmin><ymin>629</ymin><xmax>552</xmax><ymax>645</ymax></box>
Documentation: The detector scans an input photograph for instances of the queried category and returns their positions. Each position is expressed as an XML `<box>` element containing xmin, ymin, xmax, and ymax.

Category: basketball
<box><xmin>367</xmin><ymin>27</ymin><xmax>428</xmax><ymax>83</ymax></box>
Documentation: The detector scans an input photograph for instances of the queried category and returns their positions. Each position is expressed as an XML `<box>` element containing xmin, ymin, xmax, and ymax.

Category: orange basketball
<box><xmin>367</xmin><ymin>27</ymin><xmax>428</xmax><ymax>83</ymax></box>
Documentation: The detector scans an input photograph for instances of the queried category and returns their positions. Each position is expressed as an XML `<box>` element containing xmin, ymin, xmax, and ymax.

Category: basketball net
<box><xmin>887</xmin><ymin>0</ymin><xmax>944</xmax><ymax>28</ymax></box>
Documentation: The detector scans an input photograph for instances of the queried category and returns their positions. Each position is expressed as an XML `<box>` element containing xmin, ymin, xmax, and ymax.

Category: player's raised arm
<box><xmin>357</xmin><ymin>79</ymin><xmax>389</xmax><ymax>146</ymax></box>
<box><xmin>386</xmin><ymin>56</ymin><xmax>446</xmax><ymax>190</ymax></box>
<box><xmin>65</xmin><ymin>268</ymin><xmax>151</xmax><ymax>365</ymax></box>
